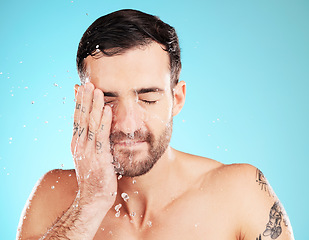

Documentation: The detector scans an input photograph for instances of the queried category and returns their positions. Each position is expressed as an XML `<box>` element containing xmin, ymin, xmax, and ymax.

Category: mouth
<box><xmin>113</xmin><ymin>140</ymin><xmax>146</xmax><ymax>147</ymax></box>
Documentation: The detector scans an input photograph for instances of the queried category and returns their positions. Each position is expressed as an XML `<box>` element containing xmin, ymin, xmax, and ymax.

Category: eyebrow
<box><xmin>103</xmin><ymin>87</ymin><xmax>164</xmax><ymax>97</ymax></box>
<box><xmin>103</xmin><ymin>91</ymin><xmax>119</xmax><ymax>97</ymax></box>
<box><xmin>136</xmin><ymin>87</ymin><xmax>164</xmax><ymax>94</ymax></box>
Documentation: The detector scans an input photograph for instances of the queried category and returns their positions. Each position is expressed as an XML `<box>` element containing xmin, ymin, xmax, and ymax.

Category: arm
<box><xmin>17</xmin><ymin>83</ymin><xmax>117</xmax><ymax>239</ymax></box>
<box><xmin>236</xmin><ymin>165</ymin><xmax>294</xmax><ymax>240</ymax></box>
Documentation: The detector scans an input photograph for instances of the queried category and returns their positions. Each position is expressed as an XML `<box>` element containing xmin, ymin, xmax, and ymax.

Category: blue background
<box><xmin>1</xmin><ymin>0</ymin><xmax>308</xmax><ymax>239</ymax></box>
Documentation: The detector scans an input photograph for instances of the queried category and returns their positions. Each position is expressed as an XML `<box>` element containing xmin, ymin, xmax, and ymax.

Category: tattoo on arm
<box><xmin>263</xmin><ymin>201</ymin><xmax>283</xmax><ymax>239</ymax></box>
<box><xmin>256</xmin><ymin>169</ymin><xmax>272</xmax><ymax>196</ymax></box>
<box><xmin>73</xmin><ymin>122</ymin><xmax>85</xmax><ymax>137</ymax></box>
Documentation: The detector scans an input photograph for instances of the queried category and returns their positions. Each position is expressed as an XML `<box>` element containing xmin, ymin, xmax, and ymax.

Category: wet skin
<box><xmin>17</xmin><ymin>42</ymin><xmax>294</xmax><ymax>240</ymax></box>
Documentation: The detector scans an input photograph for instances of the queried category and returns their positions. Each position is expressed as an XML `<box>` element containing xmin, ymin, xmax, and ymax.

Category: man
<box><xmin>17</xmin><ymin>9</ymin><xmax>294</xmax><ymax>240</ymax></box>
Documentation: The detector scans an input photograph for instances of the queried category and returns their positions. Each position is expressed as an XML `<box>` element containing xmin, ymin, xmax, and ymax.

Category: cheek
<box><xmin>144</xmin><ymin>101</ymin><xmax>173</xmax><ymax>127</ymax></box>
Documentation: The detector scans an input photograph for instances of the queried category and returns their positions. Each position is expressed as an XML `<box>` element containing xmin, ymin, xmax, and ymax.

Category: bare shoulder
<box><xmin>177</xmin><ymin>150</ymin><xmax>257</xmax><ymax>187</ymax></box>
<box><xmin>207</xmin><ymin>162</ymin><xmax>260</xmax><ymax>187</ymax></box>
<box><xmin>17</xmin><ymin>169</ymin><xmax>78</xmax><ymax>239</ymax></box>
<box><xmin>205</xmin><ymin>163</ymin><xmax>294</xmax><ymax>239</ymax></box>
<box><xmin>178</xmin><ymin>152</ymin><xmax>294</xmax><ymax>239</ymax></box>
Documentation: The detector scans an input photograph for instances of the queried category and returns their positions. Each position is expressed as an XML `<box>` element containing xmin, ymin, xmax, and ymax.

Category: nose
<box><xmin>112</xmin><ymin>100</ymin><xmax>144</xmax><ymax>135</ymax></box>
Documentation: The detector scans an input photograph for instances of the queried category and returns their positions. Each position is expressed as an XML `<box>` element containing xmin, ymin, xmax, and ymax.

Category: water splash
<box><xmin>115</xmin><ymin>204</ymin><xmax>122</xmax><ymax>212</ymax></box>
<box><xmin>121</xmin><ymin>192</ymin><xmax>129</xmax><ymax>202</ymax></box>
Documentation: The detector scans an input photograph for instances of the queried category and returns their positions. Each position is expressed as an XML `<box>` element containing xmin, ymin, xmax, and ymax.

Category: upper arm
<box><xmin>234</xmin><ymin>164</ymin><xmax>294</xmax><ymax>240</ymax></box>
<box><xmin>16</xmin><ymin>169</ymin><xmax>78</xmax><ymax>240</ymax></box>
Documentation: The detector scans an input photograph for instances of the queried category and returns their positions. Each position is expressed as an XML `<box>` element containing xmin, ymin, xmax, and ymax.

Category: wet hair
<box><xmin>76</xmin><ymin>9</ymin><xmax>181</xmax><ymax>87</ymax></box>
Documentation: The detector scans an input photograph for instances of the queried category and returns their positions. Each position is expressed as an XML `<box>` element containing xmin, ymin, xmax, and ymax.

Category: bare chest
<box><xmin>93</xmin><ymin>195</ymin><xmax>238</xmax><ymax>240</ymax></box>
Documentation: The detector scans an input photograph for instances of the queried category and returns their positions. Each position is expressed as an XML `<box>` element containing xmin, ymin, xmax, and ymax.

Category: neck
<box><xmin>114</xmin><ymin>146</ymin><xmax>179</xmax><ymax>227</ymax></box>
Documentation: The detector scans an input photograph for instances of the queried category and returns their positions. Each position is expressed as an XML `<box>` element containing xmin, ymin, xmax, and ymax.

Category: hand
<box><xmin>71</xmin><ymin>82</ymin><xmax>117</xmax><ymax>207</ymax></box>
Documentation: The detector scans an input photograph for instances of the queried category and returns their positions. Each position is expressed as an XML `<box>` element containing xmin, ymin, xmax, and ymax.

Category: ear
<box><xmin>172</xmin><ymin>81</ymin><xmax>186</xmax><ymax>117</ymax></box>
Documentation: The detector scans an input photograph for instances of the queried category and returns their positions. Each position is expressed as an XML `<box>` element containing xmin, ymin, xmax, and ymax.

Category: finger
<box><xmin>86</xmin><ymin>89</ymin><xmax>104</xmax><ymax>149</ymax></box>
<box><xmin>72</xmin><ymin>85</ymin><xmax>84</xmax><ymax>155</ymax></box>
<box><xmin>96</xmin><ymin>105</ymin><xmax>112</xmax><ymax>155</ymax></box>
<box><xmin>78</xmin><ymin>82</ymin><xmax>95</xmax><ymax>146</ymax></box>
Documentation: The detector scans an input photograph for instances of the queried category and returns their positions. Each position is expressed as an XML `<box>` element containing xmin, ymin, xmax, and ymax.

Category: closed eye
<box><xmin>104</xmin><ymin>96</ymin><xmax>117</xmax><ymax>105</ymax></box>
<box><xmin>140</xmin><ymin>99</ymin><xmax>157</xmax><ymax>104</ymax></box>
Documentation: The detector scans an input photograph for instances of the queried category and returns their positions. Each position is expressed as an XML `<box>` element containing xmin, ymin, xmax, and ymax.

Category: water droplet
<box><xmin>115</xmin><ymin>211</ymin><xmax>120</xmax><ymax>217</ymax></box>
<box><xmin>51</xmin><ymin>186</ymin><xmax>55</xmax><ymax>189</ymax></box>
<box><xmin>147</xmin><ymin>221</ymin><xmax>152</xmax><ymax>227</ymax></box>
<box><xmin>110</xmin><ymin>191</ymin><xmax>117</xmax><ymax>196</ymax></box>
<box><xmin>115</xmin><ymin>204</ymin><xmax>122</xmax><ymax>212</ymax></box>
<box><xmin>69</xmin><ymin>174</ymin><xmax>72</xmax><ymax>177</ymax></box>
<box><xmin>61</xmin><ymin>164</ymin><xmax>64</xmax><ymax>168</ymax></box>
<box><xmin>96</xmin><ymin>44</ymin><xmax>100</xmax><ymax>49</ymax></box>
<box><xmin>121</xmin><ymin>192</ymin><xmax>129</xmax><ymax>202</ymax></box>
<box><xmin>134</xmin><ymin>191</ymin><xmax>139</xmax><ymax>194</ymax></box>
<box><xmin>118</xmin><ymin>175</ymin><xmax>122</xmax><ymax>180</ymax></box>
<box><xmin>23</xmin><ymin>216</ymin><xmax>26</xmax><ymax>219</ymax></box>
<box><xmin>76</xmin><ymin>156</ymin><xmax>83</xmax><ymax>161</ymax></box>
<box><xmin>132</xmin><ymin>179</ymin><xmax>136</xmax><ymax>184</ymax></box>
<box><xmin>130</xmin><ymin>212</ymin><xmax>136</xmax><ymax>217</ymax></box>
<box><xmin>54</xmin><ymin>83</ymin><xmax>58</xmax><ymax>87</ymax></box>
<box><xmin>31</xmin><ymin>101</ymin><xmax>35</xmax><ymax>104</ymax></box>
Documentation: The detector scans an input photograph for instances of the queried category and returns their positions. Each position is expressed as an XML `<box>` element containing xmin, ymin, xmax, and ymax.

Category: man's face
<box><xmin>84</xmin><ymin>42</ymin><xmax>174</xmax><ymax>177</ymax></box>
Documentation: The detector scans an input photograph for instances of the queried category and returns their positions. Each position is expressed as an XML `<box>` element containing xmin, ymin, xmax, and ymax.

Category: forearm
<box><xmin>40</xmin><ymin>193</ymin><xmax>110</xmax><ymax>240</ymax></box>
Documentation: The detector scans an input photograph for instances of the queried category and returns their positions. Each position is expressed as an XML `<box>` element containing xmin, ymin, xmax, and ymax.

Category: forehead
<box><xmin>84</xmin><ymin>42</ymin><xmax>171</xmax><ymax>93</ymax></box>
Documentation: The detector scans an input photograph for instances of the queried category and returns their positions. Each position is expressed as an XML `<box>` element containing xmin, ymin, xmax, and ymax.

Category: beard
<box><xmin>109</xmin><ymin>118</ymin><xmax>173</xmax><ymax>177</ymax></box>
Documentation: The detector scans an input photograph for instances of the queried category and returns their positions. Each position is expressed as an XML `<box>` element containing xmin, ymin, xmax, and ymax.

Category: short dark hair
<box><xmin>76</xmin><ymin>9</ymin><xmax>181</xmax><ymax>87</ymax></box>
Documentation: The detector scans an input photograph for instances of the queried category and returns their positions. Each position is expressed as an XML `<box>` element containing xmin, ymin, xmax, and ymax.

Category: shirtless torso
<box><xmin>17</xmin><ymin>149</ymin><xmax>293</xmax><ymax>240</ymax></box>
